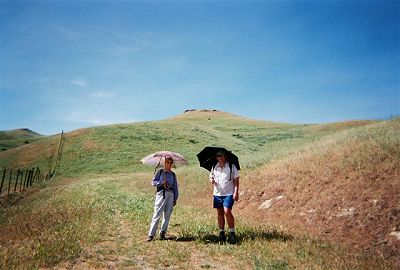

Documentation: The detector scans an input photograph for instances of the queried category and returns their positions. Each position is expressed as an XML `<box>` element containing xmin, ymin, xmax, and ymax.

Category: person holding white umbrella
<box><xmin>141</xmin><ymin>152</ymin><xmax>187</xmax><ymax>241</ymax></box>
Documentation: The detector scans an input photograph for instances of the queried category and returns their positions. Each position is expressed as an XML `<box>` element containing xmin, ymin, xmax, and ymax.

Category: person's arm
<box><xmin>151</xmin><ymin>170</ymin><xmax>162</xmax><ymax>186</ymax></box>
<box><xmin>233</xmin><ymin>177</ymin><xmax>239</xmax><ymax>201</ymax></box>
<box><xmin>232</xmin><ymin>164</ymin><xmax>240</xmax><ymax>201</ymax></box>
<box><xmin>173</xmin><ymin>177</ymin><xmax>178</xmax><ymax>206</ymax></box>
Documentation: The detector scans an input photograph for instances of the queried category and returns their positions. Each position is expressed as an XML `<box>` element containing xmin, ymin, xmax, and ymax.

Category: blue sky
<box><xmin>1</xmin><ymin>0</ymin><xmax>399</xmax><ymax>135</ymax></box>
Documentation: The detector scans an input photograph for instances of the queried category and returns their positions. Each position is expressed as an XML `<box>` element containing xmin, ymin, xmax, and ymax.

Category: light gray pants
<box><xmin>148</xmin><ymin>190</ymin><xmax>174</xmax><ymax>237</ymax></box>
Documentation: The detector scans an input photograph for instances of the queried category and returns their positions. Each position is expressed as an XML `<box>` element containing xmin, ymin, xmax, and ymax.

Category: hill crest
<box><xmin>0</xmin><ymin>128</ymin><xmax>43</xmax><ymax>140</ymax></box>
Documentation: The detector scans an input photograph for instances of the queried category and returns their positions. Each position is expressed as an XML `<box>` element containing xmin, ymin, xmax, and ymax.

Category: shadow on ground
<box><xmin>175</xmin><ymin>227</ymin><xmax>293</xmax><ymax>245</ymax></box>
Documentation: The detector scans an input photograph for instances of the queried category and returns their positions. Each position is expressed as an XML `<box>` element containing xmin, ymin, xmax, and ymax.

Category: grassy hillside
<box><xmin>0</xmin><ymin>110</ymin><xmax>376</xmax><ymax>176</ymax></box>
<box><xmin>0</xmin><ymin>133</ymin><xmax>61</xmax><ymax>171</ymax></box>
<box><xmin>2</xmin><ymin>174</ymin><xmax>391</xmax><ymax>269</ymax></box>
<box><xmin>240</xmin><ymin>117</ymin><xmax>400</xmax><ymax>266</ymax></box>
<box><xmin>0</xmin><ymin>128</ymin><xmax>44</xmax><ymax>152</ymax></box>
<box><xmin>0</xmin><ymin>110</ymin><xmax>397</xmax><ymax>269</ymax></box>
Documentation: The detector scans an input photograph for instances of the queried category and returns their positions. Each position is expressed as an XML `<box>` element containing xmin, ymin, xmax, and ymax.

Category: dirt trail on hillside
<box><xmin>46</xmin><ymin>211</ymin><xmax>150</xmax><ymax>270</ymax></box>
<box><xmin>48</xmin><ymin>211</ymin><xmax>233</xmax><ymax>270</ymax></box>
<box><xmin>50</xmin><ymin>213</ymin><xmax>156</xmax><ymax>269</ymax></box>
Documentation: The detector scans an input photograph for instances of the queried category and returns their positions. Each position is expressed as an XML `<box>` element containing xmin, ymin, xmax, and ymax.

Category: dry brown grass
<box><xmin>239</xmin><ymin>119</ymin><xmax>400</xmax><ymax>267</ymax></box>
<box><xmin>1</xmin><ymin>114</ymin><xmax>398</xmax><ymax>268</ymax></box>
<box><xmin>304</xmin><ymin>120</ymin><xmax>378</xmax><ymax>134</ymax></box>
<box><xmin>0</xmin><ymin>135</ymin><xmax>60</xmax><ymax>169</ymax></box>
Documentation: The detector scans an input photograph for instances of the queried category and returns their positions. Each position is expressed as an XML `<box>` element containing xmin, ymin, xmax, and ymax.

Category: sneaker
<box><xmin>146</xmin><ymin>235</ymin><xmax>154</xmax><ymax>242</ymax></box>
<box><xmin>218</xmin><ymin>231</ymin><xmax>226</xmax><ymax>242</ymax></box>
<box><xmin>228</xmin><ymin>232</ymin><xmax>237</xmax><ymax>244</ymax></box>
<box><xmin>160</xmin><ymin>231</ymin><xmax>166</xmax><ymax>240</ymax></box>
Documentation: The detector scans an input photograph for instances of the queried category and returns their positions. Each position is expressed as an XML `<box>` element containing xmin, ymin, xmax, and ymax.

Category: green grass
<box><xmin>0</xmin><ymin>175</ymin><xmax>153</xmax><ymax>268</ymax></box>
<box><xmin>0</xmin><ymin>171</ymin><xmax>395</xmax><ymax>269</ymax></box>
<box><xmin>0</xmin><ymin>129</ymin><xmax>44</xmax><ymax>152</ymax></box>
<box><xmin>0</xmin><ymin>112</ymin><xmax>397</xmax><ymax>269</ymax></box>
<box><xmin>0</xmin><ymin>112</ymin><xmax>378</xmax><ymax>177</ymax></box>
<box><xmin>4</xmin><ymin>112</ymin><xmax>375</xmax><ymax>176</ymax></box>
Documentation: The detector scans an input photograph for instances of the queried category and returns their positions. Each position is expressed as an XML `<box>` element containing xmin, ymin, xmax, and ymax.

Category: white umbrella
<box><xmin>140</xmin><ymin>151</ymin><xmax>188</xmax><ymax>169</ymax></box>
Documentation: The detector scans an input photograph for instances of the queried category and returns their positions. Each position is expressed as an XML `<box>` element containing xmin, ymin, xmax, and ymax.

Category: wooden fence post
<box><xmin>1</xmin><ymin>166</ymin><xmax>45</xmax><ymax>200</ymax></box>
<box><xmin>0</xmin><ymin>169</ymin><xmax>6</xmax><ymax>196</ymax></box>
<box><xmin>27</xmin><ymin>169</ymin><xmax>32</xmax><ymax>187</ymax></box>
<box><xmin>31</xmin><ymin>168</ymin><xmax>34</xmax><ymax>185</ymax></box>
<box><xmin>19</xmin><ymin>170</ymin><xmax>24</xmax><ymax>192</ymax></box>
<box><xmin>23</xmin><ymin>169</ymin><xmax>29</xmax><ymax>190</ymax></box>
<box><xmin>7</xmin><ymin>169</ymin><xmax>12</xmax><ymax>196</ymax></box>
<box><xmin>26</xmin><ymin>169</ymin><xmax>31</xmax><ymax>188</ymax></box>
<box><xmin>14</xmin><ymin>169</ymin><xmax>20</xmax><ymax>193</ymax></box>
<box><xmin>33</xmin><ymin>168</ymin><xmax>39</xmax><ymax>183</ymax></box>
<box><xmin>50</xmin><ymin>130</ymin><xmax>64</xmax><ymax>179</ymax></box>
<box><xmin>28</xmin><ymin>168</ymin><xmax>33</xmax><ymax>186</ymax></box>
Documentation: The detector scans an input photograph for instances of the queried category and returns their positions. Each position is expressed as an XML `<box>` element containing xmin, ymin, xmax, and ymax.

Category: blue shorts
<box><xmin>213</xmin><ymin>195</ymin><xmax>234</xmax><ymax>209</ymax></box>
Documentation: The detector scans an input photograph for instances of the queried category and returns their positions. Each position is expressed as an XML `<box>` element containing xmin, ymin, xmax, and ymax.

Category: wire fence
<box><xmin>0</xmin><ymin>131</ymin><xmax>64</xmax><ymax>201</ymax></box>
<box><xmin>0</xmin><ymin>167</ymin><xmax>49</xmax><ymax>197</ymax></box>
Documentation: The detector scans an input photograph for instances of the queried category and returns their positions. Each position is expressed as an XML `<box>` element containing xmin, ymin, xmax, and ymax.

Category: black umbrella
<box><xmin>196</xmin><ymin>146</ymin><xmax>240</xmax><ymax>172</ymax></box>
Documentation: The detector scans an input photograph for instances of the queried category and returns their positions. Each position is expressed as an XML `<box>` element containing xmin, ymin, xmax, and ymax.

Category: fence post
<box><xmin>26</xmin><ymin>169</ymin><xmax>30</xmax><ymax>187</ymax></box>
<box><xmin>0</xmin><ymin>169</ymin><xmax>6</xmax><ymax>196</ymax></box>
<box><xmin>32</xmin><ymin>168</ymin><xmax>37</xmax><ymax>184</ymax></box>
<box><xmin>23</xmin><ymin>169</ymin><xmax>29</xmax><ymax>189</ymax></box>
<box><xmin>29</xmin><ymin>168</ymin><xmax>34</xmax><ymax>186</ymax></box>
<box><xmin>33</xmin><ymin>168</ymin><xmax>40</xmax><ymax>183</ymax></box>
<box><xmin>26</xmin><ymin>169</ymin><xmax>31</xmax><ymax>188</ymax></box>
<box><xmin>27</xmin><ymin>169</ymin><xmax>32</xmax><ymax>187</ymax></box>
<box><xmin>19</xmin><ymin>170</ymin><xmax>24</xmax><ymax>192</ymax></box>
<box><xmin>50</xmin><ymin>130</ymin><xmax>64</xmax><ymax>179</ymax></box>
<box><xmin>14</xmin><ymin>169</ymin><xmax>20</xmax><ymax>193</ymax></box>
<box><xmin>7</xmin><ymin>169</ymin><xmax>12</xmax><ymax>196</ymax></box>
<box><xmin>37</xmin><ymin>169</ymin><xmax>42</xmax><ymax>182</ymax></box>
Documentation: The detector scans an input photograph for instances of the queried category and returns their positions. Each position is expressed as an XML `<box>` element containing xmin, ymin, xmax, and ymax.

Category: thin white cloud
<box><xmin>71</xmin><ymin>79</ymin><xmax>87</xmax><ymax>87</ymax></box>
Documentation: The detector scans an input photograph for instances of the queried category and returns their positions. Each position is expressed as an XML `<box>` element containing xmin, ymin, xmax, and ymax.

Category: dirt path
<box><xmin>49</xmin><ymin>211</ymin><xmax>152</xmax><ymax>270</ymax></box>
<box><xmin>49</xmin><ymin>211</ymin><xmax>235</xmax><ymax>270</ymax></box>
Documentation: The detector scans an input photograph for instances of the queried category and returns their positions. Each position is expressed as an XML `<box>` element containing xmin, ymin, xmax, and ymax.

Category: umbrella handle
<box><xmin>153</xmin><ymin>157</ymin><xmax>162</xmax><ymax>173</ymax></box>
<box><xmin>211</xmin><ymin>166</ymin><xmax>218</xmax><ymax>185</ymax></box>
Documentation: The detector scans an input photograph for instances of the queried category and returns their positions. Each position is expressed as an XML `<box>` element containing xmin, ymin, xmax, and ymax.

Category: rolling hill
<box><xmin>0</xmin><ymin>128</ymin><xmax>44</xmax><ymax>152</ymax></box>
<box><xmin>0</xmin><ymin>110</ymin><xmax>377</xmax><ymax>175</ymax></box>
<box><xmin>239</xmin><ymin>118</ymin><xmax>400</xmax><ymax>265</ymax></box>
<box><xmin>0</xmin><ymin>110</ymin><xmax>399</xmax><ymax>269</ymax></box>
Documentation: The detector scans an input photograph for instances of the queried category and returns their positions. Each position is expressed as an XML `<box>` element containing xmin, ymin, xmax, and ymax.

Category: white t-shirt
<box><xmin>209</xmin><ymin>162</ymin><xmax>239</xmax><ymax>196</ymax></box>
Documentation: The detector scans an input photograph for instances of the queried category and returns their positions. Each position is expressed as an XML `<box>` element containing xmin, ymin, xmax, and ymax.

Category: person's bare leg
<box><xmin>217</xmin><ymin>208</ymin><xmax>225</xmax><ymax>229</ymax></box>
<box><xmin>224</xmin><ymin>207</ymin><xmax>235</xmax><ymax>229</ymax></box>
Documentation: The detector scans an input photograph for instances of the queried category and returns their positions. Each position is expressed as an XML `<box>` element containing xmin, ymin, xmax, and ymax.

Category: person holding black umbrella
<box><xmin>209</xmin><ymin>150</ymin><xmax>240</xmax><ymax>244</ymax></box>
